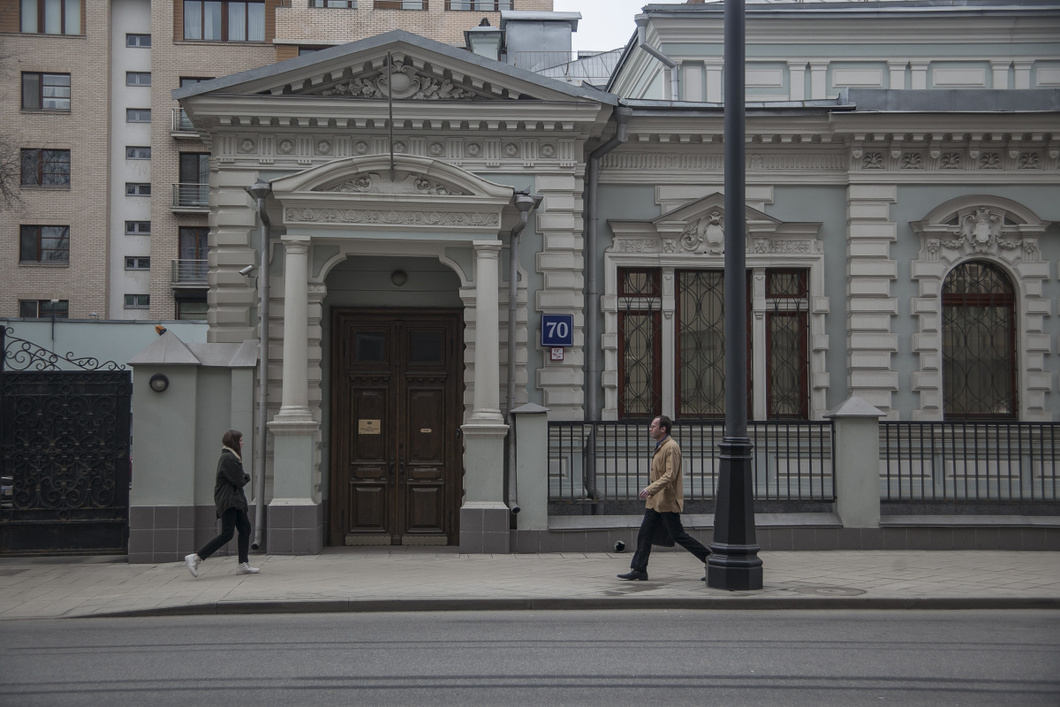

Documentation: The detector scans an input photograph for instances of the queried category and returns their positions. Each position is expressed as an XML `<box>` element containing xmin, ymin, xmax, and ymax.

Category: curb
<box><xmin>87</xmin><ymin>596</ymin><xmax>1060</xmax><ymax>618</ymax></box>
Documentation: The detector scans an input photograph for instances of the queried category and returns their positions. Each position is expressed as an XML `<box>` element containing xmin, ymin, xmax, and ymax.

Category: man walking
<box><xmin>618</xmin><ymin>415</ymin><xmax>710</xmax><ymax>581</ymax></box>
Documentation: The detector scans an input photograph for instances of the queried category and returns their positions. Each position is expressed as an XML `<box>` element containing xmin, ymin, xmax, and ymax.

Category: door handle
<box><xmin>398</xmin><ymin>460</ymin><xmax>406</xmax><ymax>483</ymax></box>
<box><xmin>387</xmin><ymin>459</ymin><xmax>395</xmax><ymax>482</ymax></box>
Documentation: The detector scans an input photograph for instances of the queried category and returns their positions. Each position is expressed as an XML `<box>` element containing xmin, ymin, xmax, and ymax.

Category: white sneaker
<box><xmin>185</xmin><ymin>554</ymin><xmax>200</xmax><ymax>578</ymax></box>
<box><xmin>236</xmin><ymin>562</ymin><xmax>260</xmax><ymax>575</ymax></box>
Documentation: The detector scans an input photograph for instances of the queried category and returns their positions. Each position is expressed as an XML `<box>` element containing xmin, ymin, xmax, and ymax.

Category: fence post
<box><xmin>825</xmin><ymin>396</ymin><xmax>885</xmax><ymax>528</ymax></box>
<box><xmin>512</xmin><ymin>403</ymin><xmax>550</xmax><ymax>531</ymax></box>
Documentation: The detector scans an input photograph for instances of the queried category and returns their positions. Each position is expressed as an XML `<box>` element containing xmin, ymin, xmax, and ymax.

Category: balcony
<box><xmin>171</xmin><ymin>183</ymin><xmax>210</xmax><ymax>213</ymax></box>
<box><xmin>171</xmin><ymin>259</ymin><xmax>208</xmax><ymax>288</ymax></box>
<box><xmin>171</xmin><ymin>108</ymin><xmax>198</xmax><ymax>138</ymax></box>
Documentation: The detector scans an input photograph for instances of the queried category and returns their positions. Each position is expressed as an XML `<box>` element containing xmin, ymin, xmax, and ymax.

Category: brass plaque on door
<box><xmin>358</xmin><ymin>419</ymin><xmax>381</xmax><ymax>435</ymax></box>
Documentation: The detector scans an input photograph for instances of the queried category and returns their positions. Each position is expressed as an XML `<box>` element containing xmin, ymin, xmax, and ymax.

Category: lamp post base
<box><xmin>707</xmin><ymin>541</ymin><xmax>763</xmax><ymax>590</ymax></box>
<box><xmin>707</xmin><ymin>436</ymin><xmax>763</xmax><ymax>591</ymax></box>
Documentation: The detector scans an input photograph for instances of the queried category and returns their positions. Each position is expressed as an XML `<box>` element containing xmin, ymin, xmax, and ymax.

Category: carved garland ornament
<box><xmin>320</xmin><ymin>65</ymin><xmax>476</xmax><ymax>100</ymax></box>
<box><xmin>286</xmin><ymin>208</ymin><xmax>498</xmax><ymax>228</ymax></box>
<box><xmin>923</xmin><ymin>206</ymin><xmax>1035</xmax><ymax>259</ymax></box>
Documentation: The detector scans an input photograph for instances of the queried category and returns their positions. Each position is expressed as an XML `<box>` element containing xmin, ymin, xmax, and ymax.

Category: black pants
<box><xmin>197</xmin><ymin>507</ymin><xmax>251</xmax><ymax>564</ymax></box>
<box><xmin>630</xmin><ymin>508</ymin><xmax>710</xmax><ymax>572</ymax></box>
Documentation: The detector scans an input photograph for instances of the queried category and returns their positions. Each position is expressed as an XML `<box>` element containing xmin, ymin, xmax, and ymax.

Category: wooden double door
<box><xmin>329</xmin><ymin>309</ymin><xmax>463</xmax><ymax>546</ymax></box>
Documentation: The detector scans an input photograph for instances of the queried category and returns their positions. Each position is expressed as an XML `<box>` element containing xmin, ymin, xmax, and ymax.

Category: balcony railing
<box><xmin>549</xmin><ymin>420</ymin><xmax>835</xmax><ymax>513</ymax></box>
<box><xmin>172</xmin><ymin>183</ymin><xmax>209</xmax><ymax>211</ymax></box>
<box><xmin>882</xmin><ymin>421</ymin><xmax>1059</xmax><ymax>503</ymax></box>
<box><xmin>171</xmin><ymin>108</ymin><xmax>196</xmax><ymax>136</ymax></box>
<box><xmin>171</xmin><ymin>259</ymin><xmax>207</xmax><ymax>287</ymax></box>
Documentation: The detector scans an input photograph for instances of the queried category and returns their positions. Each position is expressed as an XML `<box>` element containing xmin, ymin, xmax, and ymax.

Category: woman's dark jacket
<box><xmin>214</xmin><ymin>447</ymin><xmax>250</xmax><ymax>518</ymax></box>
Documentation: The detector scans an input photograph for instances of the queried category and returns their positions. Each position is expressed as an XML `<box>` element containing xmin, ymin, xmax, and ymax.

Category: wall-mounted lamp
<box><xmin>149</xmin><ymin>373</ymin><xmax>169</xmax><ymax>393</ymax></box>
<box><xmin>391</xmin><ymin>269</ymin><xmax>408</xmax><ymax>287</ymax></box>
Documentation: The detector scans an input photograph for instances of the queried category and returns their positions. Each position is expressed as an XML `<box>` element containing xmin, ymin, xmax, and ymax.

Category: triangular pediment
<box><xmin>174</xmin><ymin>30</ymin><xmax>612</xmax><ymax>106</ymax></box>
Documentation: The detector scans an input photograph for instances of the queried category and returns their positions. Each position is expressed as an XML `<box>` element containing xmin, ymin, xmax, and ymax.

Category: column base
<box><xmin>459</xmin><ymin>501</ymin><xmax>511</xmax><ymax>553</ymax></box>
<box><xmin>265</xmin><ymin>499</ymin><xmax>323</xmax><ymax>555</ymax></box>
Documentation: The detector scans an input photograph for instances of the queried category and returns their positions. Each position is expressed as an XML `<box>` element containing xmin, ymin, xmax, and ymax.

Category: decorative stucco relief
<box><xmin>318</xmin><ymin>64</ymin><xmax>477</xmax><ymax>100</ymax></box>
<box><xmin>316</xmin><ymin>171</ymin><xmax>470</xmax><ymax>196</ymax></box>
<box><xmin>853</xmin><ymin>147</ymin><xmax>1052</xmax><ymax>172</ymax></box>
<box><xmin>285</xmin><ymin>208</ymin><xmax>499</xmax><ymax>228</ymax></box>
<box><xmin>920</xmin><ymin>205</ymin><xmax>1040</xmax><ymax>262</ymax></box>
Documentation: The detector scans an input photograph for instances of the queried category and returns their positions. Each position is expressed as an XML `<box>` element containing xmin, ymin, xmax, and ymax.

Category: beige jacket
<box><xmin>644</xmin><ymin>435</ymin><xmax>684</xmax><ymax>513</ymax></box>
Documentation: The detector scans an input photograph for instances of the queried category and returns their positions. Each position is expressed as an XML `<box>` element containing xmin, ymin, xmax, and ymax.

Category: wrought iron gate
<box><xmin>0</xmin><ymin>328</ymin><xmax>131</xmax><ymax>555</ymax></box>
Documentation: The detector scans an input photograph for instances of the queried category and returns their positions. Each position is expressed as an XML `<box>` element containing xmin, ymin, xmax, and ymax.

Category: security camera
<box><xmin>239</xmin><ymin>265</ymin><xmax>254</xmax><ymax>276</ymax></box>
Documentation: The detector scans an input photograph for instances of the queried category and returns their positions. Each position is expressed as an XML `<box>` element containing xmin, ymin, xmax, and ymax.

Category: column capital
<box><xmin>473</xmin><ymin>240</ymin><xmax>503</xmax><ymax>256</ymax></box>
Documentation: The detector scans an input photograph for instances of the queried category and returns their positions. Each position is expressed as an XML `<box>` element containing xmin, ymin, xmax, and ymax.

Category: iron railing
<box><xmin>549</xmin><ymin>420</ymin><xmax>835</xmax><ymax>509</ymax></box>
<box><xmin>172</xmin><ymin>183</ymin><xmax>209</xmax><ymax>210</ymax></box>
<box><xmin>171</xmin><ymin>259</ymin><xmax>208</xmax><ymax>286</ymax></box>
<box><xmin>882</xmin><ymin>421</ymin><xmax>1059</xmax><ymax>502</ymax></box>
<box><xmin>171</xmin><ymin>108</ymin><xmax>195</xmax><ymax>134</ymax></box>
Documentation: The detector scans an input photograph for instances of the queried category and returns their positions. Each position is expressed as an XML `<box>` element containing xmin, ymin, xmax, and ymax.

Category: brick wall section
<box><xmin>0</xmin><ymin>0</ymin><xmax>109</xmax><ymax>318</ymax></box>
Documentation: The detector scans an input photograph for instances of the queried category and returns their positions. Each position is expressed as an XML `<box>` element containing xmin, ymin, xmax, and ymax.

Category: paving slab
<box><xmin>0</xmin><ymin>550</ymin><xmax>1057</xmax><ymax>620</ymax></box>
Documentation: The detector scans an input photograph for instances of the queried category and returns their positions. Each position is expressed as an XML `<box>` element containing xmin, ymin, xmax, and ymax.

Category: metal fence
<box><xmin>549</xmin><ymin>420</ymin><xmax>835</xmax><ymax>508</ymax></box>
<box><xmin>882</xmin><ymin>421</ymin><xmax>1059</xmax><ymax>502</ymax></box>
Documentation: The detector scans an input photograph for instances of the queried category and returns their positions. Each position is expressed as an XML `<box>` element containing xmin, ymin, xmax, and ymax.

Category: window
<box><xmin>126</xmin><ymin>146</ymin><xmax>151</xmax><ymax>160</ymax></box>
<box><xmin>375</xmin><ymin>0</ymin><xmax>426</xmax><ymax>8</ymax></box>
<box><xmin>125</xmin><ymin>221</ymin><xmax>151</xmax><ymax>235</ymax></box>
<box><xmin>177</xmin><ymin>153</ymin><xmax>210</xmax><ymax>207</ymax></box>
<box><xmin>618</xmin><ymin>269</ymin><xmax>661</xmax><ymax>419</ymax></box>
<box><xmin>446</xmin><ymin>1</ymin><xmax>511</xmax><ymax>10</ymax></box>
<box><xmin>126</xmin><ymin>183</ymin><xmax>151</xmax><ymax>196</ymax></box>
<box><xmin>176</xmin><ymin>299</ymin><xmax>208</xmax><ymax>320</ymax></box>
<box><xmin>20</xmin><ymin>225</ymin><xmax>70</xmax><ymax>264</ymax></box>
<box><xmin>183</xmin><ymin>1</ymin><xmax>266</xmax><ymax>42</ymax></box>
<box><xmin>310</xmin><ymin>0</ymin><xmax>355</xmax><ymax>6</ymax></box>
<box><xmin>126</xmin><ymin>33</ymin><xmax>151</xmax><ymax>47</ymax></box>
<box><xmin>20</xmin><ymin>0</ymin><xmax>80</xmax><ymax>34</ymax></box>
<box><xmin>179</xmin><ymin>227</ymin><xmax>209</xmax><ymax>260</ymax></box>
<box><xmin>21</xmin><ymin>72</ymin><xmax>70</xmax><ymax>111</ymax></box>
<box><xmin>942</xmin><ymin>261</ymin><xmax>1017</xmax><ymax>419</ymax></box>
<box><xmin>125</xmin><ymin>257</ymin><xmax>150</xmax><ymax>270</ymax></box>
<box><xmin>126</xmin><ymin>108</ymin><xmax>151</xmax><ymax>122</ymax></box>
<box><xmin>618</xmin><ymin>266</ymin><xmax>809</xmax><ymax>420</ymax></box>
<box><xmin>21</xmin><ymin>149</ymin><xmax>70</xmax><ymax>187</ymax></box>
<box><xmin>19</xmin><ymin>299</ymin><xmax>69</xmax><ymax>319</ymax></box>
<box><xmin>126</xmin><ymin>72</ymin><xmax>151</xmax><ymax>87</ymax></box>
<box><xmin>124</xmin><ymin>294</ymin><xmax>150</xmax><ymax>309</ymax></box>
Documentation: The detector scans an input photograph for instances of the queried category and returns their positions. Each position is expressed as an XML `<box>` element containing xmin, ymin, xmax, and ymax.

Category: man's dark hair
<box><xmin>656</xmin><ymin>415</ymin><xmax>673</xmax><ymax>435</ymax></box>
<box><xmin>222</xmin><ymin>429</ymin><xmax>243</xmax><ymax>450</ymax></box>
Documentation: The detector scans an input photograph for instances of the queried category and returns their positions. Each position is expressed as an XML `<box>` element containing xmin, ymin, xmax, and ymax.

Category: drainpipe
<box><xmin>585</xmin><ymin>107</ymin><xmax>630</xmax><ymax>422</ymax></box>
<box><xmin>244</xmin><ymin>179</ymin><xmax>272</xmax><ymax>551</ymax></box>
<box><xmin>584</xmin><ymin>107</ymin><xmax>630</xmax><ymax>514</ymax></box>
<box><xmin>636</xmin><ymin>16</ymin><xmax>680</xmax><ymax>101</ymax></box>
<box><xmin>506</xmin><ymin>190</ymin><xmax>539</xmax><ymax>517</ymax></box>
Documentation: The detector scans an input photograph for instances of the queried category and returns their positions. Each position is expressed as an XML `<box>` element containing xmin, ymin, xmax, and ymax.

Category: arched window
<box><xmin>941</xmin><ymin>261</ymin><xmax>1016</xmax><ymax>419</ymax></box>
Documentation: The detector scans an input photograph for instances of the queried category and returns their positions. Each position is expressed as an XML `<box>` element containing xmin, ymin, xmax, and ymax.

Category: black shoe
<box><xmin>617</xmin><ymin>570</ymin><xmax>648</xmax><ymax>581</ymax></box>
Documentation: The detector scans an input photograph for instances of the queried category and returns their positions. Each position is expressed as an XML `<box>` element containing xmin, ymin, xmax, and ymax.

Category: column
<box><xmin>460</xmin><ymin>240</ymin><xmax>511</xmax><ymax>553</ymax></box>
<box><xmin>267</xmin><ymin>236</ymin><xmax>322</xmax><ymax>555</ymax></box>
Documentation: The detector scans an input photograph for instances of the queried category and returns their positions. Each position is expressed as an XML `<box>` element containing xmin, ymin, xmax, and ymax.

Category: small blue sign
<box><xmin>540</xmin><ymin>314</ymin><xmax>574</xmax><ymax>347</ymax></box>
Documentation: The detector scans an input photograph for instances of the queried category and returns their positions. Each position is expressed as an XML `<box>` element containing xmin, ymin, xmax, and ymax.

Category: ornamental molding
<box><xmin>285</xmin><ymin>207</ymin><xmax>499</xmax><ymax>228</ymax></box>
<box><xmin>911</xmin><ymin>196</ymin><xmax>1050</xmax><ymax>264</ymax></box>
<box><xmin>315</xmin><ymin>171</ymin><xmax>469</xmax><ymax>196</ymax></box>
<box><xmin>609</xmin><ymin>193</ymin><xmax>822</xmax><ymax>259</ymax></box>
<box><xmin>318</xmin><ymin>65</ymin><xmax>478</xmax><ymax>101</ymax></box>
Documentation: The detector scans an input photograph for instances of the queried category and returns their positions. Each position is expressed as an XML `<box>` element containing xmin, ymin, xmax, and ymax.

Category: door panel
<box><xmin>330</xmin><ymin>310</ymin><xmax>461</xmax><ymax>546</ymax></box>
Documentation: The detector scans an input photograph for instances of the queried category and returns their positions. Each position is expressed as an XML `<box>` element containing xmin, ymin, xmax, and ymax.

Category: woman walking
<box><xmin>185</xmin><ymin>429</ymin><xmax>260</xmax><ymax>577</ymax></box>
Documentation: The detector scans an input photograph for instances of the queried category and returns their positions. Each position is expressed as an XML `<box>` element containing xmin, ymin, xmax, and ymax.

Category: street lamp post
<box><xmin>244</xmin><ymin>178</ymin><xmax>272</xmax><ymax>551</ymax></box>
<box><xmin>707</xmin><ymin>0</ymin><xmax>763</xmax><ymax>591</ymax></box>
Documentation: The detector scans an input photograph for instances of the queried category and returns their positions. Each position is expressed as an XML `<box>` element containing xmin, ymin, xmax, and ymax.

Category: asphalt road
<box><xmin>2</xmin><ymin>610</ymin><xmax>1058</xmax><ymax>706</ymax></box>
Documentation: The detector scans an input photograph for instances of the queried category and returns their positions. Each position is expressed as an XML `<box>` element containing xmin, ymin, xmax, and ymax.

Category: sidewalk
<box><xmin>1</xmin><ymin>549</ymin><xmax>1058</xmax><ymax>620</ymax></box>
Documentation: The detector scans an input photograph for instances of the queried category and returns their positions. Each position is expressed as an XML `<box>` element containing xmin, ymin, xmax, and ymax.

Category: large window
<box><xmin>618</xmin><ymin>269</ymin><xmax>661</xmax><ymax>419</ymax></box>
<box><xmin>618</xmin><ymin>267</ymin><xmax>810</xmax><ymax>420</ymax></box>
<box><xmin>21</xmin><ymin>72</ymin><xmax>70</xmax><ymax>111</ymax></box>
<box><xmin>942</xmin><ymin>261</ymin><xmax>1017</xmax><ymax>419</ymax></box>
<box><xmin>183</xmin><ymin>1</ymin><xmax>265</xmax><ymax>42</ymax></box>
<box><xmin>446</xmin><ymin>1</ymin><xmax>511</xmax><ymax>10</ymax></box>
<box><xmin>21</xmin><ymin>149</ymin><xmax>70</xmax><ymax>187</ymax></box>
<box><xmin>19</xmin><ymin>299</ymin><xmax>69</xmax><ymax>318</ymax></box>
<box><xmin>375</xmin><ymin>0</ymin><xmax>426</xmax><ymax>9</ymax></box>
<box><xmin>20</xmin><ymin>0</ymin><xmax>81</xmax><ymax>35</ymax></box>
<box><xmin>20</xmin><ymin>225</ymin><xmax>70</xmax><ymax>264</ymax></box>
<box><xmin>179</xmin><ymin>226</ymin><xmax>209</xmax><ymax>261</ymax></box>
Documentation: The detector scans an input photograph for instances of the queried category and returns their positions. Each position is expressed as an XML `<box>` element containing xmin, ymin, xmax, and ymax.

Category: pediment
<box><xmin>174</xmin><ymin>30</ymin><xmax>608</xmax><ymax>106</ymax></box>
<box><xmin>609</xmin><ymin>192</ymin><xmax>821</xmax><ymax>257</ymax></box>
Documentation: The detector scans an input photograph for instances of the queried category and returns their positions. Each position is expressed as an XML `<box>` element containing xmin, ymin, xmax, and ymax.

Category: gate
<box><xmin>0</xmin><ymin>328</ymin><xmax>131</xmax><ymax>555</ymax></box>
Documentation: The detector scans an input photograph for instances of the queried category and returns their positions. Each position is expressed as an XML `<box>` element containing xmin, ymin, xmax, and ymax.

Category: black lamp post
<box><xmin>706</xmin><ymin>0</ymin><xmax>763</xmax><ymax>591</ymax></box>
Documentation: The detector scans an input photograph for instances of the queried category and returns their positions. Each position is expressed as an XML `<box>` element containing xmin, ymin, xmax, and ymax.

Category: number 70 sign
<box><xmin>540</xmin><ymin>314</ymin><xmax>573</xmax><ymax>347</ymax></box>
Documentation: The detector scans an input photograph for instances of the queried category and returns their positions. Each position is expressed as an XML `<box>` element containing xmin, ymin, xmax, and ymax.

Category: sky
<box><xmin>552</xmin><ymin>0</ymin><xmax>650</xmax><ymax>52</ymax></box>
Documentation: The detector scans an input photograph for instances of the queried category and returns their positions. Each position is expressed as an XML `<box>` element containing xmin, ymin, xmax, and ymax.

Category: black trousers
<box><xmin>197</xmin><ymin>507</ymin><xmax>251</xmax><ymax>564</ymax></box>
<box><xmin>630</xmin><ymin>508</ymin><xmax>710</xmax><ymax>572</ymax></box>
